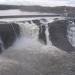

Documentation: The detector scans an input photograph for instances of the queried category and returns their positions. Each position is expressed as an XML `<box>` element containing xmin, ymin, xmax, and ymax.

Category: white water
<box><xmin>45</xmin><ymin>25</ymin><xmax>52</xmax><ymax>45</ymax></box>
<box><xmin>8</xmin><ymin>18</ymin><xmax>59</xmax><ymax>53</ymax></box>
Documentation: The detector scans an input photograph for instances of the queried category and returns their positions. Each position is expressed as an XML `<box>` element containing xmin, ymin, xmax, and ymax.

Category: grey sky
<box><xmin>0</xmin><ymin>0</ymin><xmax>75</xmax><ymax>6</ymax></box>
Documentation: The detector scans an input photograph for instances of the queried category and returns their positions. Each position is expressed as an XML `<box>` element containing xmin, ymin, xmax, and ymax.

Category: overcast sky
<box><xmin>0</xmin><ymin>0</ymin><xmax>75</xmax><ymax>6</ymax></box>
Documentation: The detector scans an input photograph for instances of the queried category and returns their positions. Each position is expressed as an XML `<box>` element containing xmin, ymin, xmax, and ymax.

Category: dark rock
<box><xmin>48</xmin><ymin>20</ymin><xmax>75</xmax><ymax>52</ymax></box>
<box><xmin>0</xmin><ymin>22</ymin><xmax>20</xmax><ymax>50</ymax></box>
<box><xmin>27</xmin><ymin>21</ymin><xmax>31</xmax><ymax>24</ymax></box>
<box><xmin>38</xmin><ymin>25</ymin><xmax>47</xmax><ymax>45</ymax></box>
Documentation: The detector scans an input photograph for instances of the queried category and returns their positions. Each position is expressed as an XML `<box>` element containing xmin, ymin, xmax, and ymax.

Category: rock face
<box><xmin>38</xmin><ymin>25</ymin><xmax>47</xmax><ymax>45</ymax></box>
<box><xmin>48</xmin><ymin>20</ymin><xmax>75</xmax><ymax>52</ymax></box>
<box><xmin>0</xmin><ymin>23</ymin><xmax>20</xmax><ymax>51</ymax></box>
<box><xmin>32</xmin><ymin>19</ymin><xmax>47</xmax><ymax>44</ymax></box>
<box><xmin>32</xmin><ymin>19</ymin><xmax>41</xmax><ymax>26</ymax></box>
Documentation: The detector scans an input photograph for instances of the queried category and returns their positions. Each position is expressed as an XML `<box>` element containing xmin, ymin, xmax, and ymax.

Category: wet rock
<box><xmin>32</xmin><ymin>19</ymin><xmax>41</xmax><ymax>26</ymax></box>
<box><xmin>48</xmin><ymin>20</ymin><xmax>75</xmax><ymax>52</ymax></box>
<box><xmin>0</xmin><ymin>23</ymin><xmax>20</xmax><ymax>50</ymax></box>
<box><xmin>39</xmin><ymin>25</ymin><xmax>47</xmax><ymax>45</ymax></box>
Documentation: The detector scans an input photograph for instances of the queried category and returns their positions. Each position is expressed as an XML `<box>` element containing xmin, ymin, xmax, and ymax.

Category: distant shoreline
<box><xmin>0</xmin><ymin>15</ymin><xmax>61</xmax><ymax>19</ymax></box>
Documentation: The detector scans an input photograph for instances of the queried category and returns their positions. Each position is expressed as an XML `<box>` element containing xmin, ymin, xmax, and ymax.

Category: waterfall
<box><xmin>17</xmin><ymin>21</ymin><xmax>39</xmax><ymax>38</ymax></box>
<box><xmin>17</xmin><ymin>20</ymin><xmax>53</xmax><ymax>45</ymax></box>
<box><xmin>0</xmin><ymin>37</ymin><xmax>5</xmax><ymax>52</ymax></box>
<box><xmin>67</xmin><ymin>21</ymin><xmax>75</xmax><ymax>47</ymax></box>
<box><xmin>11</xmin><ymin>18</ymin><xmax>55</xmax><ymax>51</ymax></box>
<box><xmin>11</xmin><ymin>21</ymin><xmax>42</xmax><ymax>50</ymax></box>
<box><xmin>45</xmin><ymin>25</ymin><xmax>52</xmax><ymax>46</ymax></box>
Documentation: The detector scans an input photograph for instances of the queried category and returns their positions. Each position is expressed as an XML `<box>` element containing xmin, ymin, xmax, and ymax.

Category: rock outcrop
<box><xmin>48</xmin><ymin>20</ymin><xmax>75</xmax><ymax>52</ymax></box>
<box><xmin>0</xmin><ymin>22</ymin><xmax>20</xmax><ymax>51</ymax></box>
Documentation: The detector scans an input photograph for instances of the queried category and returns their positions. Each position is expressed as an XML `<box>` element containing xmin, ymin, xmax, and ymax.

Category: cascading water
<box><xmin>67</xmin><ymin>21</ymin><xmax>75</xmax><ymax>47</ymax></box>
<box><xmin>45</xmin><ymin>24</ymin><xmax>52</xmax><ymax>46</ymax></box>
<box><xmin>0</xmin><ymin>37</ymin><xmax>5</xmax><ymax>52</ymax></box>
<box><xmin>11</xmin><ymin>21</ymin><xmax>42</xmax><ymax>50</ymax></box>
<box><xmin>18</xmin><ymin>21</ymin><xmax>39</xmax><ymax>38</ymax></box>
<box><xmin>11</xmin><ymin>19</ymin><xmax>54</xmax><ymax>52</ymax></box>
